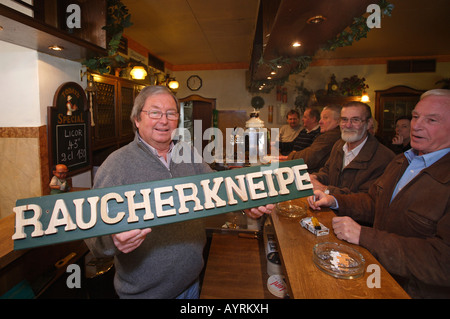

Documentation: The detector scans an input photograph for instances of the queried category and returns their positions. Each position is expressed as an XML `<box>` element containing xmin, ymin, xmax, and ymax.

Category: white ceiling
<box><xmin>121</xmin><ymin>0</ymin><xmax>259</xmax><ymax>66</ymax></box>
<box><xmin>121</xmin><ymin>0</ymin><xmax>450</xmax><ymax>68</ymax></box>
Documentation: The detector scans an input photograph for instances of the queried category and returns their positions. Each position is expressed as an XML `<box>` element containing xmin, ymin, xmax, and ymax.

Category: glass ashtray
<box><xmin>275</xmin><ymin>200</ymin><xmax>307</xmax><ymax>219</ymax></box>
<box><xmin>313</xmin><ymin>242</ymin><xmax>365</xmax><ymax>279</ymax></box>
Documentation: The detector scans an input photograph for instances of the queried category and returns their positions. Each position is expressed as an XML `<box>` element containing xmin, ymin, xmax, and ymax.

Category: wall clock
<box><xmin>187</xmin><ymin>75</ymin><xmax>202</xmax><ymax>91</ymax></box>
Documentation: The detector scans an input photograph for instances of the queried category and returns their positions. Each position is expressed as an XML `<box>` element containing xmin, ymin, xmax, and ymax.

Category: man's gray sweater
<box><xmin>85</xmin><ymin>135</ymin><xmax>212</xmax><ymax>298</ymax></box>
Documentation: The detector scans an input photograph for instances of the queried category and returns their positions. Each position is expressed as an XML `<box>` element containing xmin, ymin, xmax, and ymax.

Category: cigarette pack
<box><xmin>300</xmin><ymin>217</ymin><xmax>329</xmax><ymax>236</ymax></box>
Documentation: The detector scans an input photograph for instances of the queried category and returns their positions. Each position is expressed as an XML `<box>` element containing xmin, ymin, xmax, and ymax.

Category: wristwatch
<box><xmin>324</xmin><ymin>188</ymin><xmax>330</xmax><ymax>195</ymax></box>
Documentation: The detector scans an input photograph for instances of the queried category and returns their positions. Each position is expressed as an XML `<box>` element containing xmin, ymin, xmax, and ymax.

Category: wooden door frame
<box><xmin>374</xmin><ymin>85</ymin><xmax>424</xmax><ymax>141</ymax></box>
<box><xmin>179</xmin><ymin>94</ymin><xmax>217</xmax><ymax>152</ymax></box>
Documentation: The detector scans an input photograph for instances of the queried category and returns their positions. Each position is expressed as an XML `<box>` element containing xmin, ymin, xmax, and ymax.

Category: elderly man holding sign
<box><xmin>85</xmin><ymin>86</ymin><xmax>274</xmax><ymax>299</ymax></box>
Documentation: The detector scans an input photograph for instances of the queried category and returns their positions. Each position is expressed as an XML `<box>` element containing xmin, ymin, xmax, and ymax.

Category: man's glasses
<box><xmin>141</xmin><ymin>110</ymin><xmax>179</xmax><ymax>121</ymax></box>
<box><xmin>340</xmin><ymin>117</ymin><xmax>367</xmax><ymax>125</ymax></box>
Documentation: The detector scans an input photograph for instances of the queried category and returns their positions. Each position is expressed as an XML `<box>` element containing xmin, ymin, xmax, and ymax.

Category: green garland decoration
<box><xmin>255</xmin><ymin>0</ymin><xmax>394</xmax><ymax>91</ymax></box>
<box><xmin>82</xmin><ymin>0</ymin><xmax>133</xmax><ymax>74</ymax></box>
<box><xmin>323</xmin><ymin>0</ymin><xmax>394</xmax><ymax>51</ymax></box>
<box><xmin>258</xmin><ymin>55</ymin><xmax>313</xmax><ymax>73</ymax></box>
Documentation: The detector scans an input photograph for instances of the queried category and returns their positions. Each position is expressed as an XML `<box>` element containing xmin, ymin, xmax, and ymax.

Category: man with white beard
<box><xmin>310</xmin><ymin>102</ymin><xmax>395</xmax><ymax>195</ymax></box>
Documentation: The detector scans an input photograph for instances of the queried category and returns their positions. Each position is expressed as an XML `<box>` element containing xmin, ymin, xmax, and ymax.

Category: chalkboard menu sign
<box><xmin>48</xmin><ymin>82</ymin><xmax>92</xmax><ymax>176</ymax></box>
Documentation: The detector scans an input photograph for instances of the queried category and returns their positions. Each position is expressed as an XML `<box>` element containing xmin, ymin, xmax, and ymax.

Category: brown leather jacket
<box><xmin>335</xmin><ymin>152</ymin><xmax>450</xmax><ymax>298</ymax></box>
<box><xmin>314</xmin><ymin>134</ymin><xmax>395</xmax><ymax>195</ymax></box>
<box><xmin>287</xmin><ymin>127</ymin><xmax>341</xmax><ymax>173</ymax></box>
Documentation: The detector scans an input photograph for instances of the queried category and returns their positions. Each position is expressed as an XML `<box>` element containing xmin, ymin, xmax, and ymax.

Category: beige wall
<box><xmin>0</xmin><ymin>127</ymin><xmax>47</xmax><ymax>219</ymax></box>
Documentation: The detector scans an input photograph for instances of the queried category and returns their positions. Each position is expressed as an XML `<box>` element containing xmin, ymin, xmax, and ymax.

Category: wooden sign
<box><xmin>48</xmin><ymin>82</ymin><xmax>92</xmax><ymax>177</ymax></box>
<box><xmin>12</xmin><ymin>160</ymin><xmax>313</xmax><ymax>250</ymax></box>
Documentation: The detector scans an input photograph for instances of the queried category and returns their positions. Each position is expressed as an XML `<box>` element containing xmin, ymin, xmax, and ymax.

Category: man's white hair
<box><xmin>420</xmin><ymin>89</ymin><xmax>450</xmax><ymax>100</ymax></box>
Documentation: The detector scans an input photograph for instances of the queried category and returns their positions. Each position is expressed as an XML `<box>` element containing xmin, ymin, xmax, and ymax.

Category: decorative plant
<box><xmin>324</xmin><ymin>0</ymin><xmax>394</xmax><ymax>51</ymax></box>
<box><xmin>83</xmin><ymin>0</ymin><xmax>133</xmax><ymax>74</ymax></box>
<box><xmin>254</xmin><ymin>0</ymin><xmax>394</xmax><ymax>92</ymax></box>
<box><xmin>339</xmin><ymin>75</ymin><xmax>369</xmax><ymax>96</ymax></box>
<box><xmin>258</xmin><ymin>55</ymin><xmax>313</xmax><ymax>75</ymax></box>
<box><xmin>255</xmin><ymin>56</ymin><xmax>312</xmax><ymax>92</ymax></box>
<box><xmin>294</xmin><ymin>81</ymin><xmax>312</xmax><ymax>111</ymax></box>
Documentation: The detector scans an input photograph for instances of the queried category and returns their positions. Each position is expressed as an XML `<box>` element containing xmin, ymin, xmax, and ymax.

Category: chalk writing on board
<box><xmin>56</xmin><ymin>124</ymin><xmax>87</xmax><ymax>168</ymax></box>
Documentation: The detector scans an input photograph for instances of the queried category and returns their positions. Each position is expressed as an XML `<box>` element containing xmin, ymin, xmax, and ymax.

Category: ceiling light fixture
<box><xmin>307</xmin><ymin>15</ymin><xmax>327</xmax><ymax>24</ymax></box>
<box><xmin>292</xmin><ymin>42</ymin><xmax>301</xmax><ymax>47</ymax></box>
<box><xmin>48</xmin><ymin>45</ymin><xmax>64</xmax><ymax>51</ymax></box>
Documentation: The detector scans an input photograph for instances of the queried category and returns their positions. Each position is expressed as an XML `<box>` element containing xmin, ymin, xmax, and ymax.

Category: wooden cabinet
<box><xmin>92</xmin><ymin>75</ymin><xmax>117</xmax><ymax>147</ymax></box>
<box><xmin>375</xmin><ymin>86</ymin><xmax>424</xmax><ymax>143</ymax></box>
<box><xmin>91</xmin><ymin>74</ymin><xmax>144</xmax><ymax>165</ymax></box>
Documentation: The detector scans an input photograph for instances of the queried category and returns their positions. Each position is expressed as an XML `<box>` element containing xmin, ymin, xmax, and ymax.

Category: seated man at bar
<box><xmin>390</xmin><ymin>115</ymin><xmax>412</xmax><ymax>154</ymax></box>
<box><xmin>308</xmin><ymin>89</ymin><xmax>450</xmax><ymax>298</ymax></box>
<box><xmin>278</xmin><ymin>109</ymin><xmax>302</xmax><ymax>155</ymax></box>
<box><xmin>291</xmin><ymin>107</ymin><xmax>321</xmax><ymax>151</ymax></box>
<box><xmin>310</xmin><ymin>102</ymin><xmax>395</xmax><ymax>195</ymax></box>
<box><xmin>279</xmin><ymin>107</ymin><xmax>321</xmax><ymax>155</ymax></box>
<box><xmin>85</xmin><ymin>86</ymin><xmax>272</xmax><ymax>299</ymax></box>
<box><xmin>280</xmin><ymin>104</ymin><xmax>342</xmax><ymax>173</ymax></box>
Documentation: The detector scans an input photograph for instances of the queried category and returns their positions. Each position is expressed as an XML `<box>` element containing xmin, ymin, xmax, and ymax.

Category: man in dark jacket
<box><xmin>311</xmin><ymin>102</ymin><xmax>395</xmax><ymax>195</ymax></box>
<box><xmin>282</xmin><ymin>104</ymin><xmax>342</xmax><ymax>173</ymax></box>
<box><xmin>290</xmin><ymin>107</ymin><xmax>321</xmax><ymax>151</ymax></box>
<box><xmin>308</xmin><ymin>89</ymin><xmax>450</xmax><ymax>298</ymax></box>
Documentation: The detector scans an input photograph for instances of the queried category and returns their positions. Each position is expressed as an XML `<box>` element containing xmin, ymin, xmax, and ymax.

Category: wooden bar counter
<box><xmin>200</xmin><ymin>232</ymin><xmax>277</xmax><ymax>299</ymax></box>
<box><xmin>271</xmin><ymin>198</ymin><xmax>410</xmax><ymax>299</ymax></box>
